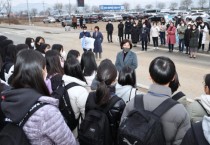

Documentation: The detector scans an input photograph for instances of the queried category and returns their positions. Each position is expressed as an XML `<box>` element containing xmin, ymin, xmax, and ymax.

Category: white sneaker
<box><xmin>157</xmin><ymin>47</ymin><xmax>159</xmax><ymax>49</ymax></box>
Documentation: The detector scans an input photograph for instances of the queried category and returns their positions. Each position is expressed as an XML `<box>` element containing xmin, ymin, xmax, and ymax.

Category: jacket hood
<box><xmin>200</xmin><ymin>94</ymin><xmax>210</xmax><ymax>114</ymax></box>
<box><xmin>115</xmin><ymin>83</ymin><xmax>133</xmax><ymax>98</ymax></box>
<box><xmin>63</xmin><ymin>74</ymin><xmax>88</xmax><ymax>87</ymax></box>
<box><xmin>1</xmin><ymin>88</ymin><xmax>43</xmax><ymax>123</ymax></box>
<box><xmin>202</xmin><ymin>116</ymin><xmax>210</xmax><ymax>143</ymax></box>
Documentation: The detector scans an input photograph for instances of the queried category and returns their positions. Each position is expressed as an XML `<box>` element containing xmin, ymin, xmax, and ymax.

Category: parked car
<box><xmin>61</xmin><ymin>16</ymin><xmax>72</xmax><ymax>27</ymax></box>
<box><xmin>102</xmin><ymin>14</ymin><xmax>123</xmax><ymax>22</ymax></box>
<box><xmin>43</xmin><ymin>17</ymin><xmax>56</xmax><ymax>23</ymax></box>
<box><xmin>84</xmin><ymin>14</ymin><xmax>98</xmax><ymax>23</ymax></box>
<box><xmin>186</xmin><ymin>13</ymin><xmax>209</xmax><ymax>20</ymax></box>
<box><xmin>97</xmin><ymin>13</ymin><xmax>106</xmax><ymax>20</ymax></box>
<box><xmin>121</xmin><ymin>13</ymin><xmax>135</xmax><ymax>20</ymax></box>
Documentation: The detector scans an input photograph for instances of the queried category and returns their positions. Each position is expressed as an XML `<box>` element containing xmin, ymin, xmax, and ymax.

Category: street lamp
<box><xmin>26</xmin><ymin>0</ymin><xmax>31</xmax><ymax>25</ymax></box>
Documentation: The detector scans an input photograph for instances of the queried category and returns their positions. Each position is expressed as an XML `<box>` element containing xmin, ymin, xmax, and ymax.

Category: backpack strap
<box><xmin>19</xmin><ymin>102</ymin><xmax>47</xmax><ymax>127</ymax></box>
<box><xmin>134</xmin><ymin>94</ymin><xmax>144</xmax><ymax>111</ymax></box>
<box><xmin>65</xmin><ymin>82</ymin><xmax>81</xmax><ymax>90</ymax></box>
<box><xmin>197</xmin><ymin>100</ymin><xmax>210</xmax><ymax>116</ymax></box>
<box><xmin>103</xmin><ymin>95</ymin><xmax>121</xmax><ymax>113</ymax></box>
<box><xmin>153</xmin><ymin>98</ymin><xmax>178</xmax><ymax>118</ymax></box>
<box><xmin>172</xmin><ymin>91</ymin><xmax>185</xmax><ymax>101</ymax></box>
<box><xmin>192</xmin><ymin>121</ymin><xmax>209</xmax><ymax>145</ymax></box>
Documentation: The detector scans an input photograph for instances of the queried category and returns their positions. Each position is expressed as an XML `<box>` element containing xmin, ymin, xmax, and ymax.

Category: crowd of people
<box><xmin>0</xmin><ymin>32</ymin><xmax>209</xmax><ymax>145</ymax></box>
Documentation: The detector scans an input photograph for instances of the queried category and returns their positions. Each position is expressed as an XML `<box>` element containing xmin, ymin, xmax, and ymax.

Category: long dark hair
<box><xmin>96</xmin><ymin>59</ymin><xmax>117</xmax><ymax>106</ymax></box>
<box><xmin>0</xmin><ymin>40</ymin><xmax>13</xmax><ymax>62</ymax></box>
<box><xmin>81</xmin><ymin>51</ymin><xmax>97</xmax><ymax>76</ymax></box>
<box><xmin>118</xmin><ymin>66</ymin><xmax>136</xmax><ymax>87</ymax></box>
<box><xmin>204</xmin><ymin>74</ymin><xmax>210</xmax><ymax>90</ymax></box>
<box><xmin>25</xmin><ymin>37</ymin><xmax>34</xmax><ymax>49</ymax></box>
<box><xmin>5</xmin><ymin>44</ymin><xmax>17</xmax><ymax>63</ymax></box>
<box><xmin>12</xmin><ymin>50</ymin><xmax>50</xmax><ymax>96</ymax></box>
<box><xmin>52</xmin><ymin>44</ymin><xmax>63</xmax><ymax>53</ymax></box>
<box><xmin>36</xmin><ymin>44</ymin><xmax>50</xmax><ymax>54</ymax></box>
<box><xmin>35</xmin><ymin>36</ymin><xmax>45</xmax><ymax>49</ymax></box>
<box><xmin>64</xmin><ymin>57</ymin><xmax>87</xmax><ymax>83</ymax></box>
<box><xmin>169</xmin><ymin>72</ymin><xmax>180</xmax><ymax>94</ymax></box>
<box><xmin>67</xmin><ymin>50</ymin><xmax>80</xmax><ymax>60</ymax></box>
<box><xmin>45</xmin><ymin>50</ymin><xmax>64</xmax><ymax>76</ymax></box>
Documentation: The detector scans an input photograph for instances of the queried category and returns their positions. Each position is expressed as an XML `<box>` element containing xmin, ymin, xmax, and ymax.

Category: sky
<box><xmin>9</xmin><ymin>0</ymin><xmax>203</xmax><ymax>11</ymax></box>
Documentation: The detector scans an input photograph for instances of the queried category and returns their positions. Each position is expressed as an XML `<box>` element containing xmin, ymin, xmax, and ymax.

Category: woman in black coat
<box><xmin>124</xmin><ymin>19</ymin><xmax>132</xmax><ymax>39</ymax></box>
<box><xmin>118</xmin><ymin>21</ymin><xmax>124</xmax><ymax>43</ymax></box>
<box><xmin>184</xmin><ymin>24</ymin><xmax>191</xmax><ymax>54</ymax></box>
<box><xmin>130</xmin><ymin>24</ymin><xmax>140</xmax><ymax>47</ymax></box>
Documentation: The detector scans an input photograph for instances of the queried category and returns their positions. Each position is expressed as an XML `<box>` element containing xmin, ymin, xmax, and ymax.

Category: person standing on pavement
<box><xmin>189</xmin><ymin>23</ymin><xmax>199</xmax><ymax>59</ymax></box>
<box><xmin>177</xmin><ymin>20</ymin><xmax>187</xmax><ymax>53</ymax></box>
<box><xmin>93</xmin><ymin>26</ymin><xmax>103</xmax><ymax>60</ymax></box>
<box><xmin>130</xmin><ymin>23</ymin><xmax>140</xmax><ymax>47</ymax></box>
<box><xmin>106</xmin><ymin>20</ymin><xmax>114</xmax><ymax>43</ymax></box>
<box><xmin>124</xmin><ymin>19</ymin><xmax>132</xmax><ymax>39</ymax></box>
<box><xmin>115</xmin><ymin>39</ymin><xmax>138</xmax><ymax>72</ymax></box>
<box><xmin>198</xmin><ymin>21</ymin><xmax>209</xmax><ymax>51</ymax></box>
<box><xmin>79</xmin><ymin>26</ymin><xmax>91</xmax><ymax>51</ymax></box>
<box><xmin>140</xmin><ymin>23</ymin><xmax>149</xmax><ymax>51</ymax></box>
<box><xmin>151</xmin><ymin>22</ymin><xmax>160</xmax><ymax>49</ymax></box>
<box><xmin>167</xmin><ymin>22</ymin><xmax>176</xmax><ymax>52</ymax></box>
<box><xmin>72</xmin><ymin>16</ymin><xmax>77</xmax><ymax>29</ymax></box>
<box><xmin>118</xmin><ymin>21</ymin><xmax>124</xmax><ymax>43</ymax></box>
<box><xmin>79</xmin><ymin>16</ymin><xmax>84</xmax><ymax>29</ymax></box>
<box><xmin>184</xmin><ymin>24</ymin><xmax>192</xmax><ymax>55</ymax></box>
<box><xmin>145</xmin><ymin>18</ymin><xmax>151</xmax><ymax>44</ymax></box>
<box><xmin>159</xmin><ymin>19</ymin><xmax>167</xmax><ymax>46</ymax></box>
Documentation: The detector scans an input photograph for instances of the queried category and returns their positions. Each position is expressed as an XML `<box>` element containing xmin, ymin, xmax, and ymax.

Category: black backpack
<box><xmin>192</xmin><ymin>121</ymin><xmax>209</xmax><ymax>145</ymax></box>
<box><xmin>118</xmin><ymin>95</ymin><xmax>178</xmax><ymax>145</ymax></box>
<box><xmin>0</xmin><ymin>102</ymin><xmax>47</xmax><ymax>145</ymax></box>
<box><xmin>0</xmin><ymin>62</ymin><xmax>13</xmax><ymax>81</ymax></box>
<box><xmin>51</xmin><ymin>81</ymin><xmax>81</xmax><ymax>131</ymax></box>
<box><xmin>78</xmin><ymin>94</ymin><xmax>121</xmax><ymax>145</ymax></box>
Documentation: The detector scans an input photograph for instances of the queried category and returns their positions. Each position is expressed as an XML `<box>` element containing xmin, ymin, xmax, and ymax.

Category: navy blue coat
<box><xmin>140</xmin><ymin>27</ymin><xmax>149</xmax><ymax>41</ymax></box>
<box><xmin>93</xmin><ymin>31</ymin><xmax>103</xmax><ymax>53</ymax></box>
<box><xmin>79</xmin><ymin>31</ymin><xmax>91</xmax><ymax>39</ymax></box>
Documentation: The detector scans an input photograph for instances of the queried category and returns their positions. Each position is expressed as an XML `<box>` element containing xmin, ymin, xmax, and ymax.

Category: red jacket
<box><xmin>167</xmin><ymin>26</ymin><xmax>176</xmax><ymax>44</ymax></box>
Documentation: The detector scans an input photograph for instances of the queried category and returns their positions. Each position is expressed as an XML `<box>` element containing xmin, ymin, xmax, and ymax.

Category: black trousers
<box><xmin>142</xmin><ymin>40</ymin><xmax>148</xmax><ymax>51</ymax></box>
<box><xmin>119</xmin><ymin>36</ymin><xmax>123</xmax><ymax>43</ymax></box>
<box><xmin>107</xmin><ymin>33</ymin><xmax>113</xmax><ymax>42</ymax></box>
<box><xmin>198</xmin><ymin>33</ymin><xmax>203</xmax><ymax>49</ymax></box>
<box><xmin>125</xmin><ymin>34</ymin><xmax>130</xmax><ymax>39</ymax></box>
<box><xmin>152</xmin><ymin>37</ymin><xmax>158</xmax><ymax>47</ymax></box>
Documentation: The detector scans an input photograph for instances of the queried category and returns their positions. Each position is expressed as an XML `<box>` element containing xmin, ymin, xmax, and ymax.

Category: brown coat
<box><xmin>72</xmin><ymin>17</ymin><xmax>77</xmax><ymax>23</ymax></box>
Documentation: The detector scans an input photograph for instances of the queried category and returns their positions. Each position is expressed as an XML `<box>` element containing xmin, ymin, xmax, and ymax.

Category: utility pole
<box><xmin>26</xmin><ymin>0</ymin><xmax>31</xmax><ymax>25</ymax></box>
<box><xmin>43</xmin><ymin>1</ymin><xmax>45</xmax><ymax>16</ymax></box>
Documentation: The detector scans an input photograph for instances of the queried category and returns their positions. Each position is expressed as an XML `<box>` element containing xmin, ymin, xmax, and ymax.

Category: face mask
<box><xmin>31</xmin><ymin>42</ymin><xmax>34</xmax><ymax>47</ymax></box>
<box><xmin>188</xmin><ymin>27</ymin><xmax>191</xmax><ymax>29</ymax></box>
<box><xmin>143</xmin><ymin>25</ymin><xmax>146</xmax><ymax>28</ymax></box>
<box><xmin>83</xmin><ymin>30</ymin><xmax>87</xmax><ymax>32</ymax></box>
<box><xmin>61</xmin><ymin>51</ymin><xmax>67</xmax><ymax>61</ymax></box>
<box><xmin>60</xmin><ymin>61</ymin><xmax>64</xmax><ymax>68</ymax></box>
<box><xmin>201</xmin><ymin>23</ymin><xmax>204</xmax><ymax>26</ymax></box>
<box><xmin>193</xmin><ymin>27</ymin><xmax>196</xmax><ymax>30</ymax></box>
<box><xmin>109</xmin><ymin>21</ymin><xmax>111</xmax><ymax>24</ymax></box>
<box><xmin>133</xmin><ymin>25</ymin><xmax>136</xmax><ymax>27</ymax></box>
<box><xmin>123</xmin><ymin>47</ymin><xmax>130</xmax><ymax>52</ymax></box>
<box><xmin>181</xmin><ymin>24</ymin><xmax>184</xmax><ymax>27</ymax></box>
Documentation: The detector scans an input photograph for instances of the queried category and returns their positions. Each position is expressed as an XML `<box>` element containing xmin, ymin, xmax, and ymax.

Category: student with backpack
<box><xmin>0</xmin><ymin>50</ymin><xmax>76</xmax><ymax>145</ymax></box>
<box><xmin>186</xmin><ymin>74</ymin><xmax>210</xmax><ymax>123</ymax></box>
<box><xmin>115</xmin><ymin>66</ymin><xmax>140</xmax><ymax>103</ymax></box>
<box><xmin>181</xmin><ymin>116</ymin><xmax>210</xmax><ymax>145</ymax></box>
<box><xmin>119</xmin><ymin>56</ymin><xmax>190</xmax><ymax>145</ymax></box>
<box><xmin>79</xmin><ymin>59</ymin><xmax>126</xmax><ymax>145</ymax></box>
<box><xmin>63</xmin><ymin>56</ymin><xmax>89</xmax><ymax>136</ymax></box>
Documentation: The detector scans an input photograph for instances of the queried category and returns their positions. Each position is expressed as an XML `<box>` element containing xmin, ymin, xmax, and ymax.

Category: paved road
<box><xmin>0</xmin><ymin>24</ymin><xmax>210</xmax><ymax>99</ymax></box>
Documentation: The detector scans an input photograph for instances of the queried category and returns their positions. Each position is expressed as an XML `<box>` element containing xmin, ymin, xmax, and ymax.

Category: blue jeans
<box><xmin>159</xmin><ymin>32</ymin><xmax>166</xmax><ymax>45</ymax></box>
<box><xmin>179</xmin><ymin>39</ymin><xmax>185</xmax><ymax>52</ymax></box>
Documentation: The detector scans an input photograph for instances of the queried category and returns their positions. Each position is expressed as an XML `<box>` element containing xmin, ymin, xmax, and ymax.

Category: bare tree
<box><xmin>135</xmin><ymin>4</ymin><xmax>141</xmax><ymax>11</ymax></box>
<box><xmin>122</xmin><ymin>2</ymin><xmax>130</xmax><ymax>12</ymax></box>
<box><xmin>4</xmin><ymin>0</ymin><xmax>12</xmax><ymax>25</ymax></box>
<box><xmin>31</xmin><ymin>8</ymin><xmax>37</xmax><ymax>18</ymax></box>
<box><xmin>46</xmin><ymin>7</ymin><xmax>52</xmax><ymax>16</ymax></box>
<box><xmin>169</xmin><ymin>2</ymin><xmax>178</xmax><ymax>10</ymax></box>
<box><xmin>65</xmin><ymin>3</ymin><xmax>72</xmax><ymax>15</ymax></box>
<box><xmin>181</xmin><ymin>0</ymin><xmax>193</xmax><ymax>10</ymax></box>
<box><xmin>198</xmin><ymin>0</ymin><xmax>207</xmax><ymax>9</ymax></box>
<box><xmin>91</xmin><ymin>5</ymin><xmax>100</xmax><ymax>13</ymax></box>
<box><xmin>157</xmin><ymin>2</ymin><xmax>165</xmax><ymax>9</ymax></box>
<box><xmin>53</xmin><ymin>3</ymin><xmax>63</xmax><ymax>15</ymax></box>
<box><xmin>145</xmin><ymin>4</ymin><xmax>153</xmax><ymax>9</ymax></box>
<box><xmin>83</xmin><ymin>5</ymin><xmax>90</xmax><ymax>12</ymax></box>
<box><xmin>0</xmin><ymin>0</ymin><xmax>5</xmax><ymax>13</ymax></box>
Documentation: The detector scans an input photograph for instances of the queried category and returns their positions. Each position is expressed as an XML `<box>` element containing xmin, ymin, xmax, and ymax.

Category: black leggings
<box><xmin>152</xmin><ymin>37</ymin><xmax>158</xmax><ymax>47</ymax></box>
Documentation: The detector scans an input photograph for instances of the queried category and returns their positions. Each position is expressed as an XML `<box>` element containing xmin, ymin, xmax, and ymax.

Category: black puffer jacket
<box><xmin>85</xmin><ymin>90</ymin><xmax>126</xmax><ymax>145</ymax></box>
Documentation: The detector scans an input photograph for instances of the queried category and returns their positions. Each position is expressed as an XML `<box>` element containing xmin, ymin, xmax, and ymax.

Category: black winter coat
<box><xmin>184</xmin><ymin>29</ymin><xmax>191</xmax><ymax>47</ymax></box>
<box><xmin>106</xmin><ymin>23</ymin><xmax>114</xmax><ymax>33</ymax></box>
<box><xmin>85</xmin><ymin>91</ymin><xmax>126</xmax><ymax>144</ymax></box>
<box><xmin>124</xmin><ymin>21</ymin><xmax>132</xmax><ymax>34</ymax></box>
<box><xmin>118</xmin><ymin>23</ymin><xmax>124</xmax><ymax>37</ymax></box>
<box><xmin>140</xmin><ymin>27</ymin><xmax>149</xmax><ymax>41</ymax></box>
<box><xmin>131</xmin><ymin>26</ymin><xmax>140</xmax><ymax>43</ymax></box>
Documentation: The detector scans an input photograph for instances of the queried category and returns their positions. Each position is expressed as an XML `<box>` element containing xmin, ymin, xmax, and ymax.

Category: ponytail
<box><xmin>96</xmin><ymin>81</ymin><xmax>110</xmax><ymax>106</ymax></box>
